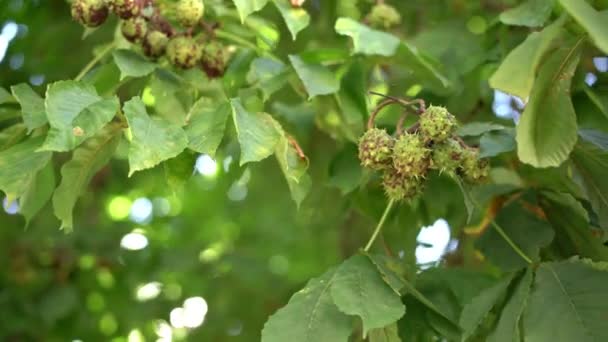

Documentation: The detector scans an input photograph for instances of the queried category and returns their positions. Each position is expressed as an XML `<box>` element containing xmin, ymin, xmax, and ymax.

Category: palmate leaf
<box><xmin>558</xmin><ymin>0</ymin><xmax>608</xmax><ymax>54</ymax></box>
<box><xmin>19</xmin><ymin>162</ymin><xmax>55</xmax><ymax>227</ymax></box>
<box><xmin>186</xmin><ymin>98</ymin><xmax>230</xmax><ymax>157</ymax></box>
<box><xmin>112</xmin><ymin>49</ymin><xmax>156</xmax><ymax>80</ymax></box>
<box><xmin>489</xmin><ymin>17</ymin><xmax>565</xmax><ymax>100</ymax></box>
<box><xmin>487</xmin><ymin>268</ymin><xmax>533</xmax><ymax>342</ymax></box>
<box><xmin>523</xmin><ymin>258</ymin><xmax>608</xmax><ymax>342</ymax></box>
<box><xmin>0</xmin><ymin>136</ymin><xmax>51</xmax><ymax>199</ymax></box>
<box><xmin>330</xmin><ymin>254</ymin><xmax>406</xmax><ymax>335</ymax></box>
<box><xmin>11</xmin><ymin>83</ymin><xmax>48</xmax><ymax>132</ymax></box>
<box><xmin>123</xmin><ymin>97</ymin><xmax>188</xmax><ymax>176</ymax></box>
<box><xmin>261</xmin><ymin>268</ymin><xmax>352</xmax><ymax>342</ymax></box>
<box><xmin>232</xmin><ymin>0</ymin><xmax>269</xmax><ymax>23</ymax></box>
<box><xmin>516</xmin><ymin>37</ymin><xmax>581</xmax><ymax>167</ymax></box>
<box><xmin>52</xmin><ymin>124</ymin><xmax>122</xmax><ymax>230</ymax></box>
<box><xmin>288</xmin><ymin>55</ymin><xmax>340</xmax><ymax>99</ymax></box>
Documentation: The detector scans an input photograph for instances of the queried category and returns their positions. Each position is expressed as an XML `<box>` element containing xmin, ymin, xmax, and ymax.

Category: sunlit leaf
<box><xmin>499</xmin><ymin>0</ymin><xmax>555</xmax><ymax>27</ymax></box>
<box><xmin>0</xmin><ymin>137</ymin><xmax>51</xmax><ymax>198</ymax></box>
<box><xmin>19</xmin><ymin>162</ymin><xmax>55</xmax><ymax>226</ymax></box>
<box><xmin>11</xmin><ymin>83</ymin><xmax>48</xmax><ymax>131</ymax></box>
<box><xmin>186</xmin><ymin>98</ymin><xmax>230</xmax><ymax>157</ymax></box>
<box><xmin>112</xmin><ymin>49</ymin><xmax>156</xmax><ymax>80</ymax></box>
<box><xmin>272</xmin><ymin>0</ymin><xmax>310</xmax><ymax>40</ymax></box>
<box><xmin>233</xmin><ymin>0</ymin><xmax>269</xmax><ymax>22</ymax></box>
<box><xmin>289</xmin><ymin>55</ymin><xmax>340</xmax><ymax>99</ymax></box>
<box><xmin>558</xmin><ymin>0</ymin><xmax>608</xmax><ymax>53</ymax></box>
<box><xmin>334</xmin><ymin>18</ymin><xmax>400</xmax><ymax>56</ymax></box>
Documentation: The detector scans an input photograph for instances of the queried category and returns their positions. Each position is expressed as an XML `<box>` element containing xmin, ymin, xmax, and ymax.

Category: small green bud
<box><xmin>382</xmin><ymin>168</ymin><xmax>424</xmax><ymax>202</ymax></box>
<box><xmin>358</xmin><ymin>128</ymin><xmax>395</xmax><ymax>170</ymax></box>
<box><xmin>419</xmin><ymin>106</ymin><xmax>458</xmax><ymax>143</ymax></box>
<box><xmin>121</xmin><ymin>17</ymin><xmax>147</xmax><ymax>43</ymax></box>
<box><xmin>431</xmin><ymin>138</ymin><xmax>464</xmax><ymax>175</ymax></box>
<box><xmin>142</xmin><ymin>30</ymin><xmax>169</xmax><ymax>59</ymax></box>
<box><xmin>392</xmin><ymin>133</ymin><xmax>430</xmax><ymax>179</ymax></box>
<box><xmin>176</xmin><ymin>0</ymin><xmax>205</xmax><ymax>27</ymax></box>
<box><xmin>71</xmin><ymin>0</ymin><xmax>109</xmax><ymax>28</ymax></box>
<box><xmin>367</xmin><ymin>4</ymin><xmax>401</xmax><ymax>29</ymax></box>
<box><xmin>460</xmin><ymin>148</ymin><xmax>490</xmax><ymax>184</ymax></box>
<box><xmin>166</xmin><ymin>36</ymin><xmax>202</xmax><ymax>69</ymax></box>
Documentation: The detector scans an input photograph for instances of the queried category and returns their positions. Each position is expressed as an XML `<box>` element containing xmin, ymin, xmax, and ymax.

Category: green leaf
<box><xmin>335</xmin><ymin>61</ymin><xmax>367</xmax><ymax>141</ymax></box>
<box><xmin>272</xmin><ymin>0</ymin><xmax>310</xmax><ymax>40</ymax></box>
<box><xmin>571</xmin><ymin>141</ymin><xmax>608</xmax><ymax>229</ymax></box>
<box><xmin>499</xmin><ymin>0</ymin><xmax>555</xmax><ymax>27</ymax></box>
<box><xmin>487</xmin><ymin>268</ymin><xmax>533</xmax><ymax>342</ymax></box>
<box><xmin>247</xmin><ymin>57</ymin><xmax>288</xmax><ymax>101</ymax></box>
<box><xmin>230</xmin><ymin>98</ymin><xmax>281</xmax><ymax>165</ymax></box>
<box><xmin>11</xmin><ymin>83</ymin><xmax>48</xmax><ymax>131</ymax></box>
<box><xmin>0</xmin><ymin>87</ymin><xmax>14</xmax><ymax>104</ymax></box>
<box><xmin>52</xmin><ymin>125</ymin><xmax>121</xmax><ymax>230</ymax></box>
<box><xmin>396</xmin><ymin>43</ymin><xmax>451</xmax><ymax>93</ymax></box>
<box><xmin>331</xmin><ymin>254</ymin><xmax>405</xmax><ymax>335</ymax></box>
<box><xmin>459</xmin><ymin>274</ymin><xmax>514</xmax><ymax>341</ymax></box>
<box><xmin>274</xmin><ymin>128</ymin><xmax>311</xmax><ymax>207</ymax></box>
<box><xmin>516</xmin><ymin>38</ymin><xmax>581</xmax><ymax>168</ymax></box>
<box><xmin>539</xmin><ymin>191</ymin><xmax>608</xmax><ymax>261</ymax></box>
<box><xmin>233</xmin><ymin>0</ymin><xmax>269</xmax><ymax>23</ymax></box>
<box><xmin>0</xmin><ymin>123</ymin><xmax>27</xmax><ymax>151</ymax></box>
<box><xmin>289</xmin><ymin>55</ymin><xmax>340</xmax><ymax>99</ymax></box>
<box><xmin>19</xmin><ymin>162</ymin><xmax>55</xmax><ymax>226</ymax></box>
<box><xmin>369</xmin><ymin>323</ymin><xmax>401</xmax><ymax>342</ymax></box>
<box><xmin>479</xmin><ymin>128</ymin><xmax>516</xmax><ymax>158</ymax></box>
<box><xmin>164</xmin><ymin>151</ymin><xmax>196</xmax><ymax>193</ymax></box>
<box><xmin>112</xmin><ymin>49</ymin><xmax>156</xmax><ymax>80</ymax></box>
<box><xmin>186</xmin><ymin>98</ymin><xmax>230</xmax><ymax>157</ymax></box>
<box><xmin>224</xmin><ymin>50</ymin><xmax>257</xmax><ymax>98</ymax></box>
<box><xmin>123</xmin><ymin>97</ymin><xmax>188</xmax><ymax>176</ymax></box>
<box><xmin>489</xmin><ymin>17</ymin><xmax>565</xmax><ymax>99</ymax></box>
<box><xmin>523</xmin><ymin>258</ymin><xmax>608</xmax><ymax>342</ymax></box>
<box><xmin>457</xmin><ymin>122</ymin><xmax>506</xmax><ymax>137</ymax></box>
<box><xmin>478</xmin><ymin>193</ymin><xmax>554</xmax><ymax>271</ymax></box>
<box><xmin>558</xmin><ymin>0</ymin><xmax>608</xmax><ymax>53</ymax></box>
<box><xmin>42</xmin><ymin>80</ymin><xmax>118</xmax><ymax>151</ymax></box>
<box><xmin>149</xmin><ymin>69</ymin><xmax>190</xmax><ymax>126</ymax></box>
<box><xmin>0</xmin><ymin>137</ymin><xmax>52</xmax><ymax>198</ymax></box>
<box><xmin>261</xmin><ymin>268</ymin><xmax>352</xmax><ymax>342</ymax></box>
<box><xmin>334</xmin><ymin>18</ymin><xmax>400</xmax><ymax>56</ymax></box>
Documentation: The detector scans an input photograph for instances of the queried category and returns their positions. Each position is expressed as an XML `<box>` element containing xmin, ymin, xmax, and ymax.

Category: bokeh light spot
<box><xmin>466</xmin><ymin>16</ymin><xmax>487</xmax><ymax>35</ymax></box>
<box><xmin>99</xmin><ymin>313</ymin><xmax>118</xmax><ymax>336</ymax></box>
<box><xmin>268</xmin><ymin>255</ymin><xmax>289</xmax><ymax>275</ymax></box>
<box><xmin>2</xmin><ymin>197</ymin><xmax>19</xmax><ymax>215</ymax></box>
<box><xmin>120</xmin><ymin>231</ymin><xmax>149</xmax><ymax>251</ymax></box>
<box><xmin>128</xmin><ymin>329</ymin><xmax>144</xmax><ymax>342</ymax></box>
<box><xmin>87</xmin><ymin>292</ymin><xmax>105</xmax><ymax>312</ymax></box>
<box><xmin>78</xmin><ymin>254</ymin><xmax>96</xmax><ymax>270</ymax></box>
<box><xmin>130</xmin><ymin>197</ymin><xmax>153</xmax><ymax>223</ymax></box>
<box><xmin>97</xmin><ymin>269</ymin><xmax>115</xmax><ymax>289</ymax></box>
<box><xmin>136</xmin><ymin>282</ymin><xmax>162</xmax><ymax>301</ymax></box>
<box><xmin>195</xmin><ymin>154</ymin><xmax>218</xmax><ymax>177</ymax></box>
<box><xmin>415</xmin><ymin>219</ymin><xmax>451</xmax><ymax>268</ymax></box>
<box><xmin>107</xmin><ymin>196</ymin><xmax>132</xmax><ymax>220</ymax></box>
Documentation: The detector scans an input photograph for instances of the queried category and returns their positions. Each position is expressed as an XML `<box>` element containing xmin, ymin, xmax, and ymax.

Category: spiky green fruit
<box><xmin>108</xmin><ymin>0</ymin><xmax>143</xmax><ymax>19</ymax></box>
<box><xmin>358</xmin><ymin>128</ymin><xmax>395</xmax><ymax>170</ymax></box>
<box><xmin>166</xmin><ymin>36</ymin><xmax>202</xmax><ymax>69</ymax></box>
<box><xmin>176</xmin><ymin>0</ymin><xmax>205</xmax><ymax>27</ymax></box>
<box><xmin>201</xmin><ymin>41</ymin><xmax>227</xmax><ymax>78</ymax></box>
<box><xmin>142</xmin><ymin>30</ymin><xmax>169</xmax><ymax>58</ymax></box>
<box><xmin>419</xmin><ymin>106</ymin><xmax>457</xmax><ymax>143</ymax></box>
<box><xmin>431</xmin><ymin>138</ymin><xmax>464</xmax><ymax>175</ymax></box>
<box><xmin>392</xmin><ymin>133</ymin><xmax>430</xmax><ymax>179</ymax></box>
<box><xmin>382</xmin><ymin>168</ymin><xmax>424</xmax><ymax>202</ymax></box>
<box><xmin>367</xmin><ymin>4</ymin><xmax>401</xmax><ymax>29</ymax></box>
<box><xmin>121</xmin><ymin>17</ymin><xmax>147</xmax><ymax>42</ymax></box>
<box><xmin>71</xmin><ymin>0</ymin><xmax>109</xmax><ymax>28</ymax></box>
<box><xmin>460</xmin><ymin>148</ymin><xmax>490</xmax><ymax>184</ymax></box>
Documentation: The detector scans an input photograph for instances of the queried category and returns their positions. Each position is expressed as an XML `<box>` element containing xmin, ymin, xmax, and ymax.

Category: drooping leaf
<box><xmin>112</xmin><ymin>49</ymin><xmax>156</xmax><ymax>80</ymax></box>
<box><xmin>0</xmin><ymin>136</ymin><xmax>51</xmax><ymax>198</ymax></box>
<box><xmin>261</xmin><ymin>268</ymin><xmax>352</xmax><ymax>342</ymax></box>
<box><xmin>19</xmin><ymin>162</ymin><xmax>55</xmax><ymax>226</ymax></box>
<box><xmin>523</xmin><ymin>258</ymin><xmax>608</xmax><ymax>342</ymax></box>
<box><xmin>571</xmin><ymin>141</ymin><xmax>608</xmax><ymax>229</ymax></box>
<box><xmin>52</xmin><ymin>125</ymin><xmax>121</xmax><ymax>230</ymax></box>
<box><xmin>539</xmin><ymin>191</ymin><xmax>608</xmax><ymax>261</ymax></box>
<box><xmin>230</xmin><ymin>98</ymin><xmax>281</xmax><ymax>165</ymax></box>
<box><xmin>459</xmin><ymin>274</ymin><xmax>514</xmax><ymax>341</ymax></box>
<box><xmin>334</xmin><ymin>18</ymin><xmax>400</xmax><ymax>57</ymax></box>
<box><xmin>516</xmin><ymin>38</ymin><xmax>581</xmax><ymax>167</ymax></box>
<box><xmin>487</xmin><ymin>268</ymin><xmax>533</xmax><ymax>342</ymax></box>
<box><xmin>331</xmin><ymin>254</ymin><xmax>406</xmax><ymax>335</ymax></box>
<box><xmin>42</xmin><ymin>80</ymin><xmax>118</xmax><ymax>151</ymax></box>
<box><xmin>123</xmin><ymin>97</ymin><xmax>188</xmax><ymax>176</ymax></box>
<box><xmin>272</xmin><ymin>0</ymin><xmax>310</xmax><ymax>40</ymax></box>
<box><xmin>489</xmin><ymin>17</ymin><xmax>565</xmax><ymax>99</ymax></box>
<box><xmin>369</xmin><ymin>323</ymin><xmax>401</xmax><ymax>342</ymax></box>
<box><xmin>233</xmin><ymin>0</ymin><xmax>269</xmax><ymax>23</ymax></box>
<box><xmin>186</xmin><ymin>98</ymin><xmax>230</xmax><ymax>157</ymax></box>
<box><xmin>11</xmin><ymin>83</ymin><xmax>48</xmax><ymax>131</ymax></box>
<box><xmin>289</xmin><ymin>55</ymin><xmax>340</xmax><ymax>99</ymax></box>
<box><xmin>457</xmin><ymin>122</ymin><xmax>506</xmax><ymax>137</ymax></box>
<box><xmin>499</xmin><ymin>0</ymin><xmax>555</xmax><ymax>27</ymax></box>
<box><xmin>479</xmin><ymin>128</ymin><xmax>516</xmax><ymax>158</ymax></box>
<box><xmin>274</xmin><ymin>126</ymin><xmax>310</xmax><ymax>207</ymax></box>
<box><xmin>558</xmin><ymin>0</ymin><xmax>608</xmax><ymax>53</ymax></box>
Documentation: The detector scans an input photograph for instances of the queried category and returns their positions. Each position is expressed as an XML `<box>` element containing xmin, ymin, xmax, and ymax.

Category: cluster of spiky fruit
<box><xmin>359</xmin><ymin>104</ymin><xmax>490</xmax><ymax>202</ymax></box>
<box><xmin>70</xmin><ymin>0</ymin><xmax>228</xmax><ymax>78</ymax></box>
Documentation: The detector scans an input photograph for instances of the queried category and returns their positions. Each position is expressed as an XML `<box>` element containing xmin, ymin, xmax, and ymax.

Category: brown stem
<box><xmin>367</xmin><ymin>98</ymin><xmax>400</xmax><ymax>130</ymax></box>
